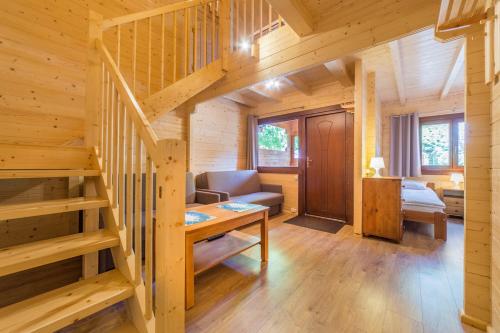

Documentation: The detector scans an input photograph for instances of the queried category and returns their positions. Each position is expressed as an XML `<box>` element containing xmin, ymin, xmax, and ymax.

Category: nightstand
<box><xmin>443</xmin><ymin>188</ymin><xmax>464</xmax><ymax>218</ymax></box>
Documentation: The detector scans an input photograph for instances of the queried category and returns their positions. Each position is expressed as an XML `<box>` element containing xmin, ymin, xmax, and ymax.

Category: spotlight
<box><xmin>239</xmin><ymin>39</ymin><xmax>251</xmax><ymax>52</ymax></box>
<box><xmin>265</xmin><ymin>79</ymin><xmax>281</xmax><ymax>90</ymax></box>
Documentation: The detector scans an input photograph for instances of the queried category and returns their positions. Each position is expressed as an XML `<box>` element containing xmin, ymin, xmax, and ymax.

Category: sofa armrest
<box><xmin>197</xmin><ymin>189</ymin><xmax>230</xmax><ymax>201</ymax></box>
<box><xmin>261</xmin><ymin>183</ymin><xmax>283</xmax><ymax>194</ymax></box>
<box><xmin>195</xmin><ymin>190</ymin><xmax>221</xmax><ymax>204</ymax></box>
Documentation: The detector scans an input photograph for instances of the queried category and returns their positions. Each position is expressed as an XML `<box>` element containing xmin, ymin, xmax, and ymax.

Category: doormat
<box><xmin>285</xmin><ymin>215</ymin><xmax>344</xmax><ymax>234</ymax></box>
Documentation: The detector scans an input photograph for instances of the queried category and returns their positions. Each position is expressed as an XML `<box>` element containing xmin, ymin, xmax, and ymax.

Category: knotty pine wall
<box><xmin>381</xmin><ymin>92</ymin><xmax>465</xmax><ymax>189</ymax></box>
<box><xmin>189</xmin><ymin>98</ymin><xmax>249</xmax><ymax>176</ymax></box>
<box><xmin>252</xmin><ymin>81</ymin><xmax>354</xmax><ymax>215</ymax></box>
<box><xmin>0</xmin><ymin>0</ymin><xmax>180</xmax><ymax>147</ymax></box>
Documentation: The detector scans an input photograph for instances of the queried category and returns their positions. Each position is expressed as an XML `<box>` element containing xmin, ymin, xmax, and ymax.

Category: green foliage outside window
<box><xmin>258</xmin><ymin>124</ymin><xmax>288</xmax><ymax>151</ymax></box>
<box><xmin>421</xmin><ymin>123</ymin><xmax>450</xmax><ymax>166</ymax></box>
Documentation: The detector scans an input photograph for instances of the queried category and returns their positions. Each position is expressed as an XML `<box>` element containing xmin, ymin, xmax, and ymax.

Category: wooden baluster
<box><xmin>251</xmin><ymin>0</ymin><xmax>255</xmax><ymax>42</ymax></box>
<box><xmin>134</xmin><ymin>135</ymin><xmax>142</xmax><ymax>285</ymax></box>
<box><xmin>244</xmin><ymin>0</ymin><xmax>247</xmax><ymax>40</ymax></box>
<box><xmin>145</xmin><ymin>154</ymin><xmax>153</xmax><ymax>320</ymax></box>
<box><xmin>116</xmin><ymin>25</ymin><xmax>121</xmax><ymax>69</ymax></box>
<box><xmin>260</xmin><ymin>0</ymin><xmax>263</xmax><ymax>38</ymax></box>
<box><xmin>132</xmin><ymin>21</ymin><xmax>137</xmax><ymax>94</ymax></box>
<box><xmin>161</xmin><ymin>13</ymin><xmax>165</xmax><ymax>90</ymax></box>
<box><xmin>173</xmin><ymin>11</ymin><xmax>178</xmax><ymax>82</ymax></box>
<box><xmin>102</xmin><ymin>71</ymin><xmax>109</xmax><ymax>170</ymax></box>
<box><xmin>194</xmin><ymin>5</ymin><xmax>198</xmax><ymax>72</ymax></box>
<box><xmin>268</xmin><ymin>3</ymin><xmax>272</xmax><ymax>33</ymax></box>
<box><xmin>184</xmin><ymin>8</ymin><xmax>189</xmax><ymax>77</ymax></box>
<box><xmin>106</xmin><ymin>83</ymin><xmax>114</xmax><ymax>188</ymax></box>
<box><xmin>112</xmin><ymin>93</ymin><xmax>119</xmax><ymax>208</ymax></box>
<box><xmin>203</xmin><ymin>3</ymin><xmax>207</xmax><ymax>67</ymax></box>
<box><xmin>278</xmin><ymin>15</ymin><xmax>282</xmax><ymax>28</ymax></box>
<box><xmin>235</xmin><ymin>0</ymin><xmax>239</xmax><ymax>50</ymax></box>
<box><xmin>211</xmin><ymin>2</ymin><xmax>216</xmax><ymax>62</ymax></box>
<box><xmin>98</xmin><ymin>63</ymin><xmax>104</xmax><ymax>157</ymax></box>
<box><xmin>126</xmin><ymin>115</ymin><xmax>133</xmax><ymax>256</ymax></box>
<box><xmin>118</xmin><ymin>104</ymin><xmax>126</xmax><ymax>230</ymax></box>
<box><xmin>147</xmin><ymin>17</ymin><xmax>152</xmax><ymax>96</ymax></box>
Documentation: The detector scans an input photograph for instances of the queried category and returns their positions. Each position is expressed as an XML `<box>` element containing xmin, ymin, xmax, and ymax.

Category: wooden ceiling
<box><xmin>226</xmin><ymin>28</ymin><xmax>464</xmax><ymax>107</ymax></box>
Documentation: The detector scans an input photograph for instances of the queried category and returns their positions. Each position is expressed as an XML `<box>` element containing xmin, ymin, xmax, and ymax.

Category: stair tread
<box><xmin>0</xmin><ymin>169</ymin><xmax>100</xmax><ymax>179</ymax></box>
<box><xmin>0</xmin><ymin>269</ymin><xmax>133</xmax><ymax>333</ymax></box>
<box><xmin>0</xmin><ymin>196</ymin><xmax>108</xmax><ymax>220</ymax></box>
<box><xmin>0</xmin><ymin>230</ymin><xmax>119</xmax><ymax>277</ymax></box>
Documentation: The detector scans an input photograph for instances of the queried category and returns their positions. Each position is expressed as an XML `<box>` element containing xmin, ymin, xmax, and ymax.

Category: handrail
<box><xmin>102</xmin><ymin>0</ymin><xmax>215</xmax><ymax>30</ymax></box>
<box><xmin>96</xmin><ymin>40</ymin><xmax>161</xmax><ymax>163</ymax></box>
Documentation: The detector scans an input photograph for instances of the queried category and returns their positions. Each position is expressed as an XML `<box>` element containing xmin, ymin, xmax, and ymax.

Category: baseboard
<box><xmin>461</xmin><ymin>310</ymin><xmax>488</xmax><ymax>331</ymax></box>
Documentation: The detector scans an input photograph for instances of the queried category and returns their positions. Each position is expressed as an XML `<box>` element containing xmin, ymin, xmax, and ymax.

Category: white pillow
<box><xmin>402</xmin><ymin>179</ymin><xmax>427</xmax><ymax>190</ymax></box>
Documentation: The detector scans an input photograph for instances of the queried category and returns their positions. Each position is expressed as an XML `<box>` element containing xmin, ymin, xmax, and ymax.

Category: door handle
<box><xmin>307</xmin><ymin>157</ymin><xmax>312</xmax><ymax>168</ymax></box>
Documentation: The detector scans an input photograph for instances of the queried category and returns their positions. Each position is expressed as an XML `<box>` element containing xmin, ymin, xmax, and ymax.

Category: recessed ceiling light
<box><xmin>265</xmin><ymin>79</ymin><xmax>281</xmax><ymax>90</ymax></box>
<box><xmin>239</xmin><ymin>39</ymin><xmax>251</xmax><ymax>52</ymax></box>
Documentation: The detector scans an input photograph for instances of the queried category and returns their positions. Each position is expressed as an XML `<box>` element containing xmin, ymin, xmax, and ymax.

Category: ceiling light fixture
<box><xmin>265</xmin><ymin>79</ymin><xmax>281</xmax><ymax>90</ymax></box>
<box><xmin>239</xmin><ymin>39</ymin><xmax>251</xmax><ymax>52</ymax></box>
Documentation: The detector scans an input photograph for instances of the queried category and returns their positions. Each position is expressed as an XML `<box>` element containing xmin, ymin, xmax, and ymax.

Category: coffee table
<box><xmin>185</xmin><ymin>202</ymin><xmax>269</xmax><ymax>309</ymax></box>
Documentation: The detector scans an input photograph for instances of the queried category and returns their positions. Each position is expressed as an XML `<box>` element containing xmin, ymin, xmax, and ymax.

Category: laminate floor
<box><xmin>186</xmin><ymin>215</ymin><xmax>481</xmax><ymax>333</ymax></box>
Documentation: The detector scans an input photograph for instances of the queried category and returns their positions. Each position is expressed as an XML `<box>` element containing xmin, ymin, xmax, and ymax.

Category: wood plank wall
<box><xmin>381</xmin><ymin>92</ymin><xmax>464</xmax><ymax>188</ymax></box>
<box><xmin>189</xmin><ymin>98</ymin><xmax>249</xmax><ymax>176</ymax></box>
<box><xmin>0</xmin><ymin>0</ymin><xmax>177</xmax><ymax>147</ymax></box>
<box><xmin>463</xmin><ymin>26</ymin><xmax>492</xmax><ymax>326</ymax></box>
<box><xmin>252</xmin><ymin>81</ymin><xmax>354</xmax><ymax>215</ymax></box>
<box><xmin>365</xmin><ymin>72</ymin><xmax>382</xmax><ymax>176</ymax></box>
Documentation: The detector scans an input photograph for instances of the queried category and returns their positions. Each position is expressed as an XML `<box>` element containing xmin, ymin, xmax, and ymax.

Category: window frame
<box><xmin>419</xmin><ymin>113</ymin><xmax>464</xmax><ymax>175</ymax></box>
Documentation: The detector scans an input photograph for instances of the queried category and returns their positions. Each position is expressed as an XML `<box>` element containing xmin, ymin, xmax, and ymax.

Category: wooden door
<box><xmin>305</xmin><ymin>112</ymin><xmax>346</xmax><ymax>220</ymax></box>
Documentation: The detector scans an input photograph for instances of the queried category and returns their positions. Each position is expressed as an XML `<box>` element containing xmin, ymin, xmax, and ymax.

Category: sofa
<box><xmin>196</xmin><ymin>170</ymin><xmax>284</xmax><ymax>216</ymax></box>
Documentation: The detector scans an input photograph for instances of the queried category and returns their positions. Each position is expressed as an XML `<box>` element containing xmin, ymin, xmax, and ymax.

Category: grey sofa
<box><xmin>196</xmin><ymin>170</ymin><xmax>284</xmax><ymax>216</ymax></box>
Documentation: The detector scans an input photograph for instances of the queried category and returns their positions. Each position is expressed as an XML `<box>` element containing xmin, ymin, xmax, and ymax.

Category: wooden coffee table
<box><xmin>185</xmin><ymin>202</ymin><xmax>269</xmax><ymax>309</ymax></box>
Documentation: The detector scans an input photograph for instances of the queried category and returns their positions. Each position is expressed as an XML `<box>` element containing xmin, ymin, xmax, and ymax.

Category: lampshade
<box><xmin>370</xmin><ymin>157</ymin><xmax>385</xmax><ymax>169</ymax></box>
<box><xmin>450</xmin><ymin>172</ymin><xmax>464</xmax><ymax>183</ymax></box>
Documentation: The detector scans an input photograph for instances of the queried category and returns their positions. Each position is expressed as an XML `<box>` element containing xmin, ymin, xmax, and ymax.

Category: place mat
<box><xmin>185</xmin><ymin>211</ymin><xmax>216</xmax><ymax>226</ymax></box>
<box><xmin>216</xmin><ymin>202</ymin><xmax>265</xmax><ymax>213</ymax></box>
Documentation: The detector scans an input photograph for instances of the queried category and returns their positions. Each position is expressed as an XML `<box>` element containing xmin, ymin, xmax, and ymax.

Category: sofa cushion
<box><xmin>186</xmin><ymin>203</ymin><xmax>204</xmax><ymax>208</ymax></box>
<box><xmin>204</xmin><ymin>170</ymin><xmax>261</xmax><ymax>196</ymax></box>
<box><xmin>231</xmin><ymin>192</ymin><xmax>284</xmax><ymax>208</ymax></box>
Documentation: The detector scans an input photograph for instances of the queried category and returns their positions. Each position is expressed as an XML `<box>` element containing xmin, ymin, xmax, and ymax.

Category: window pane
<box><xmin>258</xmin><ymin>119</ymin><xmax>299</xmax><ymax>167</ymax></box>
<box><xmin>421</xmin><ymin>123</ymin><xmax>450</xmax><ymax>166</ymax></box>
<box><xmin>457</xmin><ymin>121</ymin><xmax>464</xmax><ymax>167</ymax></box>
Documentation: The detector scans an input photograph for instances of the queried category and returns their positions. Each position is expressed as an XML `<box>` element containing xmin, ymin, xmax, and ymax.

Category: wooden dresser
<box><xmin>443</xmin><ymin>188</ymin><xmax>464</xmax><ymax>218</ymax></box>
<box><xmin>362</xmin><ymin>177</ymin><xmax>403</xmax><ymax>242</ymax></box>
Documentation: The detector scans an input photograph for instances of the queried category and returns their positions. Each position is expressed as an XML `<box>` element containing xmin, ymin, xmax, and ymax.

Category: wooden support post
<box><xmin>155</xmin><ymin>139</ymin><xmax>186</xmax><ymax>333</ymax></box>
<box><xmin>353</xmin><ymin>60</ymin><xmax>366</xmax><ymax>235</ymax></box>
<box><xmin>85</xmin><ymin>11</ymin><xmax>104</xmax><ymax>148</ymax></box>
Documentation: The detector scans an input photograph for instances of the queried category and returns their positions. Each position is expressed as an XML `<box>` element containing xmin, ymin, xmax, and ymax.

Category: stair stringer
<box><xmin>91</xmin><ymin>150</ymin><xmax>155</xmax><ymax>333</ymax></box>
<box><xmin>142</xmin><ymin>59</ymin><xmax>226</xmax><ymax>122</ymax></box>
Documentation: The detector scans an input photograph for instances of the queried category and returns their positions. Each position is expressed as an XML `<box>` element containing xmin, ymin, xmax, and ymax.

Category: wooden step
<box><xmin>0</xmin><ymin>169</ymin><xmax>100</xmax><ymax>179</ymax></box>
<box><xmin>0</xmin><ymin>230</ymin><xmax>119</xmax><ymax>277</ymax></box>
<box><xmin>0</xmin><ymin>197</ymin><xmax>108</xmax><ymax>220</ymax></box>
<box><xmin>0</xmin><ymin>270</ymin><xmax>133</xmax><ymax>333</ymax></box>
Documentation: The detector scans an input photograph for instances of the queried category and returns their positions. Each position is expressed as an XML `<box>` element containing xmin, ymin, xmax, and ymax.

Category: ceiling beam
<box><xmin>440</xmin><ymin>43</ymin><xmax>465</xmax><ymax>100</ymax></box>
<box><xmin>266</xmin><ymin>0</ymin><xmax>314</xmax><ymax>37</ymax></box>
<box><xmin>248</xmin><ymin>86</ymin><xmax>282</xmax><ymax>102</ymax></box>
<box><xmin>283</xmin><ymin>75</ymin><xmax>312</xmax><ymax>95</ymax></box>
<box><xmin>223</xmin><ymin>91</ymin><xmax>258</xmax><ymax>107</ymax></box>
<box><xmin>324</xmin><ymin>59</ymin><xmax>354</xmax><ymax>87</ymax></box>
<box><xmin>388</xmin><ymin>40</ymin><xmax>406</xmax><ymax>105</ymax></box>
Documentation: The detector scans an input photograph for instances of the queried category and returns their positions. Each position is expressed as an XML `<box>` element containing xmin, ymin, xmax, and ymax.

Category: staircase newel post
<box><xmin>85</xmin><ymin>10</ymin><xmax>104</xmax><ymax>149</ymax></box>
<box><xmin>155</xmin><ymin>139</ymin><xmax>186</xmax><ymax>333</ymax></box>
<box><xmin>220</xmin><ymin>0</ymin><xmax>231</xmax><ymax>71</ymax></box>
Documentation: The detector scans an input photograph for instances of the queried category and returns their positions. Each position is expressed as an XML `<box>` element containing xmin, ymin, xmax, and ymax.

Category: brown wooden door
<box><xmin>305</xmin><ymin>112</ymin><xmax>346</xmax><ymax>220</ymax></box>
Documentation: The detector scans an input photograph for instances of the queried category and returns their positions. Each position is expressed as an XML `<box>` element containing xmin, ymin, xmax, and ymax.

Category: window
<box><xmin>257</xmin><ymin>119</ymin><xmax>299</xmax><ymax>171</ymax></box>
<box><xmin>420</xmin><ymin>114</ymin><xmax>464</xmax><ymax>174</ymax></box>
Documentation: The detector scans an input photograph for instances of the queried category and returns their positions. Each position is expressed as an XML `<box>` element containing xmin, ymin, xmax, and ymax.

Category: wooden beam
<box><xmin>324</xmin><ymin>59</ymin><xmax>353</xmax><ymax>87</ymax></box>
<box><xmin>440</xmin><ymin>43</ymin><xmax>465</xmax><ymax>99</ymax></box>
<box><xmin>188</xmin><ymin>0</ymin><xmax>439</xmax><ymax>105</ymax></box>
<box><xmin>388</xmin><ymin>40</ymin><xmax>406</xmax><ymax>105</ymax></box>
<box><xmin>223</xmin><ymin>91</ymin><xmax>258</xmax><ymax>107</ymax></box>
<box><xmin>283</xmin><ymin>75</ymin><xmax>312</xmax><ymax>95</ymax></box>
<box><xmin>266</xmin><ymin>0</ymin><xmax>314</xmax><ymax>37</ymax></box>
<box><xmin>248</xmin><ymin>86</ymin><xmax>282</xmax><ymax>102</ymax></box>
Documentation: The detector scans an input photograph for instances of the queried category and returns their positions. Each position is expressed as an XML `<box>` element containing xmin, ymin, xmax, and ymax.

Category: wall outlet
<box><xmin>290</xmin><ymin>207</ymin><xmax>297</xmax><ymax>213</ymax></box>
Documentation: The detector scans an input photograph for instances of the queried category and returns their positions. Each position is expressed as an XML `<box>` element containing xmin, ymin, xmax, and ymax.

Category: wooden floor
<box><xmin>186</xmin><ymin>215</ymin><xmax>481</xmax><ymax>333</ymax></box>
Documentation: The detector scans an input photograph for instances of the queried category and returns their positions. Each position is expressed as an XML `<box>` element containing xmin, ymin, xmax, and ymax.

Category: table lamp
<box><xmin>370</xmin><ymin>157</ymin><xmax>385</xmax><ymax>178</ymax></box>
<box><xmin>450</xmin><ymin>172</ymin><xmax>464</xmax><ymax>189</ymax></box>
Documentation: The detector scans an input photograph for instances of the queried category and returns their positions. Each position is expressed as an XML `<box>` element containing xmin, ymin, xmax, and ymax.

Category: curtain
<box><xmin>389</xmin><ymin>113</ymin><xmax>421</xmax><ymax>177</ymax></box>
<box><xmin>246</xmin><ymin>115</ymin><xmax>259</xmax><ymax>170</ymax></box>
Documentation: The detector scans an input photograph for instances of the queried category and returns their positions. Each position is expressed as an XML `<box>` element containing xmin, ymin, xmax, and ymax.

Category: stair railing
<box><xmin>87</xmin><ymin>10</ymin><xmax>187</xmax><ymax>333</ymax></box>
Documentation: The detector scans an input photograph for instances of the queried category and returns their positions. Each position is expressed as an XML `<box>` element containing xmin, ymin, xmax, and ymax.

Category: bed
<box><xmin>401</xmin><ymin>180</ymin><xmax>448</xmax><ymax>241</ymax></box>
